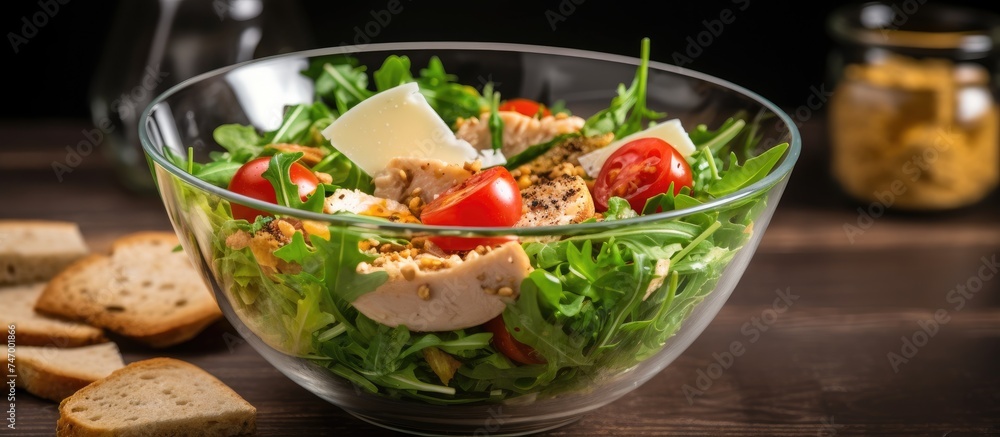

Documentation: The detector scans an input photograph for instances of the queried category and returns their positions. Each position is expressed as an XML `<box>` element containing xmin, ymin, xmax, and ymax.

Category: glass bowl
<box><xmin>139</xmin><ymin>42</ymin><xmax>800</xmax><ymax>436</ymax></box>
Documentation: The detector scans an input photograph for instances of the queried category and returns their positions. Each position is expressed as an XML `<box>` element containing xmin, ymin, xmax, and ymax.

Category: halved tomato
<box><xmin>592</xmin><ymin>138</ymin><xmax>693</xmax><ymax>212</ymax></box>
<box><xmin>420</xmin><ymin>167</ymin><xmax>522</xmax><ymax>251</ymax></box>
<box><xmin>499</xmin><ymin>98</ymin><xmax>551</xmax><ymax>118</ymax></box>
<box><xmin>227</xmin><ymin>156</ymin><xmax>319</xmax><ymax>222</ymax></box>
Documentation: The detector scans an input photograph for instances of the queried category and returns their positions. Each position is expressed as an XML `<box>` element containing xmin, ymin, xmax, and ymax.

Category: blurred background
<box><xmin>0</xmin><ymin>0</ymin><xmax>993</xmax><ymax>114</ymax></box>
<box><xmin>3</xmin><ymin>0</ymin><xmax>1000</xmax><ymax>207</ymax></box>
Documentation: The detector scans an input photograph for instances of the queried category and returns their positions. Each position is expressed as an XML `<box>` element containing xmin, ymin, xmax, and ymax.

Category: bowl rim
<box><xmin>139</xmin><ymin>41</ymin><xmax>801</xmax><ymax>235</ymax></box>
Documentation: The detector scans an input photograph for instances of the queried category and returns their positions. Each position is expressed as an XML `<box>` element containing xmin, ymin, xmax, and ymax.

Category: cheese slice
<box><xmin>320</xmin><ymin>83</ymin><xmax>502</xmax><ymax>175</ymax></box>
<box><xmin>578</xmin><ymin>119</ymin><xmax>697</xmax><ymax>178</ymax></box>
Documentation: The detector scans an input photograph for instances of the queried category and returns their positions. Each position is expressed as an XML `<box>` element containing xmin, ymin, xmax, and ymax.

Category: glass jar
<box><xmin>827</xmin><ymin>2</ymin><xmax>1000</xmax><ymax>210</ymax></box>
<box><xmin>89</xmin><ymin>0</ymin><xmax>314</xmax><ymax>193</ymax></box>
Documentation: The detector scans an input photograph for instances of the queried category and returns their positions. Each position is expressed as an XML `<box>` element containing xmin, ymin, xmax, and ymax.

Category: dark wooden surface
<box><xmin>2</xmin><ymin>117</ymin><xmax>999</xmax><ymax>436</ymax></box>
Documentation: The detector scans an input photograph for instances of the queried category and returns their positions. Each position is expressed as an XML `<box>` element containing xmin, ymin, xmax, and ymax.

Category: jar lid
<box><xmin>828</xmin><ymin>2</ymin><xmax>1000</xmax><ymax>58</ymax></box>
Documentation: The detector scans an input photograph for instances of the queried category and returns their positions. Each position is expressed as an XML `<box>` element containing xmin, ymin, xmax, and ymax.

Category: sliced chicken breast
<box><xmin>455</xmin><ymin>112</ymin><xmax>585</xmax><ymax>157</ymax></box>
<box><xmin>353</xmin><ymin>242</ymin><xmax>532</xmax><ymax>332</ymax></box>
<box><xmin>372</xmin><ymin>157</ymin><xmax>473</xmax><ymax>205</ymax></box>
<box><xmin>324</xmin><ymin>188</ymin><xmax>419</xmax><ymax>223</ymax></box>
<box><xmin>516</xmin><ymin>175</ymin><xmax>595</xmax><ymax>227</ymax></box>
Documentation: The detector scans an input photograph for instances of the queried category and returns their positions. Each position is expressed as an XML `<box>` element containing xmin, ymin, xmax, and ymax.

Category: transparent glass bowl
<box><xmin>140</xmin><ymin>42</ymin><xmax>800</xmax><ymax>436</ymax></box>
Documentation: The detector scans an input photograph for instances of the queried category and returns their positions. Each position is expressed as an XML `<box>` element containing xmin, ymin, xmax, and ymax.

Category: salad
<box><xmin>166</xmin><ymin>38</ymin><xmax>789</xmax><ymax>404</ymax></box>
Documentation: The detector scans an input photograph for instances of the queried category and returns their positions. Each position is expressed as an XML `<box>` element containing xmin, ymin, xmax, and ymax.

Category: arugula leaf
<box><xmin>582</xmin><ymin>38</ymin><xmax>665</xmax><ymax>139</ymax></box>
<box><xmin>281</xmin><ymin>278</ymin><xmax>336</xmax><ymax>356</ymax></box>
<box><xmin>602</xmin><ymin>197</ymin><xmax>638</xmax><ymax>221</ymax></box>
<box><xmin>310</xmin><ymin>230</ymin><xmax>388</xmax><ymax>304</ymax></box>
<box><xmin>487</xmin><ymin>90</ymin><xmax>503</xmax><ymax>151</ymax></box>
<box><xmin>363</xmin><ymin>324</ymin><xmax>410</xmax><ymax>375</ymax></box>
<box><xmin>260</xmin><ymin>152</ymin><xmax>326</xmax><ymax>213</ymax></box>
<box><xmin>312</xmin><ymin>150</ymin><xmax>373</xmax><ymax>192</ymax></box>
<box><xmin>688</xmin><ymin>118</ymin><xmax>746</xmax><ymax>154</ymax></box>
<box><xmin>707</xmin><ymin>142</ymin><xmax>789</xmax><ymax>197</ymax></box>
<box><xmin>315</xmin><ymin>62</ymin><xmax>373</xmax><ymax>114</ymax></box>
<box><xmin>193</xmin><ymin>161</ymin><xmax>242</xmax><ymax>188</ymax></box>
<box><xmin>373</xmin><ymin>55</ymin><xmax>415</xmax><ymax>91</ymax></box>
<box><xmin>266</xmin><ymin>104</ymin><xmax>314</xmax><ymax>145</ymax></box>
<box><xmin>212</xmin><ymin>124</ymin><xmax>263</xmax><ymax>163</ymax></box>
<box><xmin>416</xmin><ymin>56</ymin><xmax>484</xmax><ymax>123</ymax></box>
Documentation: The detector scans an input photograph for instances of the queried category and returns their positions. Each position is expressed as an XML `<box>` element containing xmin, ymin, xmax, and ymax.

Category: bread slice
<box><xmin>15</xmin><ymin>342</ymin><xmax>125</xmax><ymax>402</ymax></box>
<box><xmin>0</xmin><ymin>220</ymin><xmax>89</xmax><ymax>285</ymax></box>
<box><xmin>35</xmin><ymin>232</ymin><xmax>222</xmax><ymax>348</ymax></box>
<box><xmin>1</xmin><ymin>283</ymin><xmax>106</xmax><ymax>347</ymax></box>
<box><xmin>57</xmin><ymin>358</ymin><xmax>256</xmax><ymax>437</ymax></box>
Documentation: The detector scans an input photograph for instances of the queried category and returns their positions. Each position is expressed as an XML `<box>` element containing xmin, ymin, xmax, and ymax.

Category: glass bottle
<box><xmin>89</xmin><ymin>0</ymin><xmax>314</xmax><ymax>193</ymax></box>
<box><xmin>826</xmin><ymin>2</ymin><xmax>1000</xmax><ymax>211</ymax></box>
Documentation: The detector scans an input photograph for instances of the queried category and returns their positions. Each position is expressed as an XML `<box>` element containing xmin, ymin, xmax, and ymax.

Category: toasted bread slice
<box><xmin>57</xmin><ymin>358</ymin><xmax>256</xmax><ymax>437</ymax></box>
<box><xmin>1</xmin><ymin>283</ymin><xmax>106</xmax><ymax>347</ymax></box>
<box><xmin>35</xmin><ymin>232</ymin><xmax>222</xmax><ymax>348</ymax></box>
<box><xmin>0</xmin><ymin>220</ymin><xmax>89</xmax><ymax>285</ymax></box>
<box><xmin>15</xmin><ymin>342</ymin><xmax>125</xmax><ymax>402</ymax></box>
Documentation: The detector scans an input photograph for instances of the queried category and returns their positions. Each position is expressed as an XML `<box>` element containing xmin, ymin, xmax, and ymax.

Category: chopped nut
<box><xmin>483</xmin><ymin>287</ymin><xmax>497</xmax><ymax>295</ymax></box>
<box><xmin>497</xmin><ymin>286</ymin><xmax>514</xmax><ymax>297</ymax></box>
<box><xmin>517</xmin><ymin>175</ymin><xmax>532</xmax><ymax>189</ymax></box>
<box><xmin>417</xmin><ymin>284</ymin><xmax>431</xmax><ymax>300</ymax></box>
<box><xmin>417</xmin><ymin>257</ymin><xmax>447</xmax><ymax>270</ymax></box>
<box><xmin>408</xmin><ymin>196</ymin><xmax>423</xmax><ymax>213</ymax></box>
<box><xmin>225</xmin><ymin>230</ymin><xmax>252</xmax><ymax>250</ymax></box>
<box><xmin>463</xmin><ymin>160</ymin><xmax>483</xmax><ymax>173</ymax></box>
<box><xmin>400</xmin><ymin>264</ymin><xmax>417</xmax><ymax>280</ymax></box>
<box><xmin>314</xmin><ymin>171</ymin><xmax>333</xmax><ymax>184</ymax></box>
<box><xmin>398</xmin><ymin>169</ymin><xmax>409</xmax><ymax>182</ymax></box>
<box><xmin>301</xmin><ymin>220</ymin><xmax>330</xmax><ymax>240</ymax></box>
<box><xmin>276</xmin><ymin>220</ymin><xmax>297</xmax><ymax>239</ymax></box>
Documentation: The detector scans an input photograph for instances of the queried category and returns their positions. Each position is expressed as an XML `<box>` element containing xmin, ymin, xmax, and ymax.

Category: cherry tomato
<box><xmin>420</xmin><ymin>167</ymin><xmax>522</xmax><ymax>251</ymax></box>
<box><xmin>483</xmin><ymin>315</ymin><xmax>545</xmax><ymax>365</ymax></box>
<box><xmin>227</xmin><ymin>156</ymin><xmax>319</xmax><ymax>222</ymax></box>
<box><xmin>499</xmin><ymin>98</ymin><xmax>551</xmax><ymax>118</ymax></box>
<box><xmin>592</xmin><ymin>138</ymin><xmax>693</xmax><ymax>213</ymax></box>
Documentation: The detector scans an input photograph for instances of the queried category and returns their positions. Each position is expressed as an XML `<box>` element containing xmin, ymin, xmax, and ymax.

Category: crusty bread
<box><xmin>0</xmin><ymin>220</ymin><xmax>89</xmax><ymax>285</ymax></box>
<box><xmin>15</xmin><ymin>342</ymin><xmax>125</xmax><ymax>402</ymax></box>
<box><xmin>57</xmin><ymin>358</ymin><xmax>256</xmax><ymax>437</ymax></box>
<box><xmin>35</xmin><ymin>232</ymin><xmax>222</xmax><ymax>348</ymax></box>
<box><xmin>1</xmin><ymin>283</ymin><xmax>106</xmax><ymax>347</ymax></box>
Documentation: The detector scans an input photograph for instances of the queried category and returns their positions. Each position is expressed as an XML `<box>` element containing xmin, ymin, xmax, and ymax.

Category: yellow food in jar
<box><xmin>829</xmin><ymin>54</ymin><xmax>999</xmax><ymax>210</ymax></box>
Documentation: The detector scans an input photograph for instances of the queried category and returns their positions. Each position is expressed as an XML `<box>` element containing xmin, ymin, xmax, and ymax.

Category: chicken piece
<box><xmin>353</xmin><ymin>242</ymin><xmax>532</xmax><ymax>332</ymax></box>
<box><xmin>524</xmin><ymin>133</ymin><xmax>614</xmax><ymax>177</ymax></box>
<box><xmin>372</xmin><ymin>157</ymin><xmax>473</xmax><ymax>205</ymax></box>
<box><xmin>515</xmin><ymin>175</ymin><xmax>595</xmax><ymax>227</ymax></box>
<box><xmin>455</xmin><ymin>112</ymin><xmax>585</xmax><ymax>157</ymax></box>
<box><xmin>324</xmin><ymin>189</ymin><xmax>419</xmax><ymax>223</ymax></box>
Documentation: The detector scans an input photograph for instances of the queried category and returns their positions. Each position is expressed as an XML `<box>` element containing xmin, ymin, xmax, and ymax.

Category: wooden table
<box><xmin>3</xmin><ymin>117</ymin><xmax>999</xmax><ymax>436</ymax></box>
